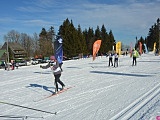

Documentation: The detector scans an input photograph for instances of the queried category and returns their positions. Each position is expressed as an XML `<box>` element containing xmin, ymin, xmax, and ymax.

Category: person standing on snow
<box><xmin>40</xmin><ymin>57</ymin><xmax>65</xmax><ymax>93</ymax></box>
<box><xmin>108</xmin><ymin>52</ymin><xmax>113</xmax><ymax>66</ymax></box>
<box><xmin>131</xmin><ymin>49</ymin><xmax>139</xmax><ymax>66</ymax></box>
<box><xmin>114</xmin><ymin>53</ymin><xmax>119</xmax><ymax>67</ymax></box>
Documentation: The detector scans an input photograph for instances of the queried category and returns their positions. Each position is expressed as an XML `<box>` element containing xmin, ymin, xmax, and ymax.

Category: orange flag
<box><xmin>93</xmin><ymin>40</ymin><xmax>102</xmax><ymax>61</ymax></box>
<box><xmin>139</xmin><ymin>42</ymin><xmax>142</xmax><ymax>55</ymax></box>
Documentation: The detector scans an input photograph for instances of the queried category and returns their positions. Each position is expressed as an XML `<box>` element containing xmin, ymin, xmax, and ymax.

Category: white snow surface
<box><xmin>0</xmin><ymin>52</ymin><xmax>160</xmax><ymax>120</ymax></box>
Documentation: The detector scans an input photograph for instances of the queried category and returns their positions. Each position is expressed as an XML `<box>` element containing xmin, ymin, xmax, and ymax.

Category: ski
<box><xmin>46</xmin><ymin>87</ymin><xmax>72</xmax><ymax>98</ymax></box>
<box><xmin>0</xmin><ymin>101</ymin><xmax>57</xmax><ymax>115</ymax></box>
<box><xmin>34</xmin><ymin>86</ymin><xmax>73</xmax><ymax>102</ymax></box>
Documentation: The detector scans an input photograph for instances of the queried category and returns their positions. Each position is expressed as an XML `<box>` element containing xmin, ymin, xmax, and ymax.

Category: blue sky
<box><xmin>0</xmin><ymin>0</ymin><xmax>160</xmax><ymax>45</ymax></box>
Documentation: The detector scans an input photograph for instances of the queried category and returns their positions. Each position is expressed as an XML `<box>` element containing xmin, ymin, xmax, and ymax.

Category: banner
<box><xmin>93</xmin><ymin>40</ymin><xmax>101</xmax><ymax>61</ymax></box>
<box><xmin>144</xmin><ymin>43</ymin><xmax>148</xmax><ymax>53</ymax></box>
<box><xmin>139</xmin><ymin>42</ymin><xmax>142</xmax><ymax>55</ymax></box>
<box><xmin>54</xmin><ymin>37</ymin><xmax>63</xmax><ymax>63</ymax></box>
<box><xmin>116</xmin><ymin>41</ymin><xmax>121</xmax><ymax>55</ymax></box>
<box><xmin>153</xmin><ymin>42</ymin><xmax>156</xmax><ymax>52</ymax></box>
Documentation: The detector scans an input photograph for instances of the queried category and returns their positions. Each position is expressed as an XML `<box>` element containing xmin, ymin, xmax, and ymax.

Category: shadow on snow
<box><xmin>139</xmin><ymin>60</ymin><xmax>160</xmax><ymax>63</ymax></box>
<box><xmin>90</xmin><ymin>71</ymin><xmax>153</xmax><ymax>77</ymax></box>
<box><xmin>66</xmin><ymin>67</ymin><xmax>81</xmax><ymax>69</ymax></box>
<box><xmin>33</xmin><ymin>71</ymin><xmax>51</xmax><ymax>74</ymax></box>
<box><xmin>26</xmin><ymin>84</ymin><xmax>54</xmax><ymax>94</ymax></box>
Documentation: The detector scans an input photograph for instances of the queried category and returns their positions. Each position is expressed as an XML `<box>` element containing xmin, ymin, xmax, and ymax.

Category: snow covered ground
<box><xmin>0</xmin><ymin>52</ymin><xmax>160</xmax><ymax>120</ymax></box>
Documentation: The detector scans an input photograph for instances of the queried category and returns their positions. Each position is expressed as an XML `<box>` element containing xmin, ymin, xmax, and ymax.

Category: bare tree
<box><xmin>3</xmin><ymin>30</ymin><xmax>40</xmax><ymax>58</ymax></box>
<box><xmin>32</xmin><ymin>33</ymin><xmax>40</xmax><ymax>57</ymax></box>
<box><xmin>4</xmin><ymin>30</ymin><xmax>20</xmax><ymax>43</ymax></box>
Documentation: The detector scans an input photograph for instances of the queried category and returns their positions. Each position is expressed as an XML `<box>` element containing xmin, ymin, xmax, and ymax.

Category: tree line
<box><xmin>2</xmin><ymin>18</ymin><xmax>160</xmax><ymax>59</ymax></box>
<box><xmin>3</xmin><ymin>18</ymin><xmax>115</xmax><ymax>59</ymax></box>
<box><xmin>135</xmin><ymin>18</ymin><xmax>160</xmax><ymax>52</ymax></box>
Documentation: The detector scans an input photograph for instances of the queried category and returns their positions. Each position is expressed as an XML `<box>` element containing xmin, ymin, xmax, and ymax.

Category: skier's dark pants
<box><xmin>114</xmin><ymin>58</ymin><xmax>118</xmax><ymax>67</ymax></box>
<box><xmin>132</xmin><ymin>57</ymin><xmax>137</xmax><ymax>66</ymax></box>
<box><xmin>109</xmin><ymin>58</ymin><xmax>113</xmax><ymax>66</ymax></box>
<box><xmin>54</xmin><ymin>74</ymin><xmax>65</xmax><ymax>91</ymax></box>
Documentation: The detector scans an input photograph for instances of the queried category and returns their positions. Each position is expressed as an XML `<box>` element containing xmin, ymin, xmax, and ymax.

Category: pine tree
<box><xmin>86</xmin><ymin>27</ymin><xmax>95</xmax><ymax>55</ymax></box>
<box><xmin>39</xmin><ymin>27</ymin><xmax>54</xmax><ymax>57</ymax></box>
<box><xmin>108</xmin><ymin>30</ymin><xmax>115</xmax><ymax>51</ymax></box>
<box><xmin>100</xmin><ymin>24</ymin><xmax>109</xmax><ymax>55</ymax></box>
<box><xmin>58</xmin><ymin>19</ymin><xmax>78</xmax><ymax>58</ymax></box>
<box><xmin>146</xmin><ymin>18</ymin><xmax>160</xmax><ymax>50</ymax></box>
<box><xmin>77</xmin><ymin>25</ymin><xmax>88</xmax><ymax>56</ymax></box>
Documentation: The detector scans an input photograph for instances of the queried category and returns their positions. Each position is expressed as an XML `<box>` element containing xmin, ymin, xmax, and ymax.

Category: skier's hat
<box><xmin>50</xmin><ymin>56</ymin><xmax>56</xmax><ymax>60</ymax></box>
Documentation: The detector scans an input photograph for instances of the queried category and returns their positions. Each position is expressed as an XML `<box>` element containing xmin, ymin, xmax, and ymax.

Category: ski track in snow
<box><xmin>0</xmin><ymin>53</ymin><xmax>160</xmax><ymax>120</ymax></box>
<box><xmin>109</xmin><ymin>83</ymin><xmax>160</xmax><ymax>120</ymax></box>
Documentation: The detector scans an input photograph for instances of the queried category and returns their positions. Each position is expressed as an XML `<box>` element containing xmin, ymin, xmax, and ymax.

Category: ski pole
<box><xmin>0</xmin><ymin>114</ymin><xmax>44</xmax><ymax>119</ymax></box>
<box><xmin>0</xmin><ymin>101</ymin><xmax>57</xmax><ymax>115</ymax></box>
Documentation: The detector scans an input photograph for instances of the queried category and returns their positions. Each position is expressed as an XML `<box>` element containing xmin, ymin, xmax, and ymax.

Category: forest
<box><xmin>1</xmin><ymin>18</ymin><xmax>160</xmax><ymax>59</ymax></box>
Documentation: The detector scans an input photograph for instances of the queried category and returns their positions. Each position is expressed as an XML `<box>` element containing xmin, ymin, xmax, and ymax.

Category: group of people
<box><xmin>108</xmin><ymin>48</ymin><xmax>139</xmax><ymax>67</ymax></box>
<box><xmin>40</xmin><ymin>48</ymin><xmax>139</xmax><ymax>94</ymax></box>
<box><xmin>1</xmin><ymin>61</ymin><xmax>19</xmax><ymax>70</ymax></box>
<box><xmin>11</xmin><ymin>61</ymin><xmax>19</xmax><ymax>70</ymax></box>
<box><xmin>108</xmin><ymin>52</ymin><xmax>119</xmax><ymax>67</ymax></box>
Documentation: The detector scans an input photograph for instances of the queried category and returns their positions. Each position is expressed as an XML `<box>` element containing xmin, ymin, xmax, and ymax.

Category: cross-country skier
<box><xmin>108</xmin><ymin>52</ymin><xmax>113</xmax><ymax>66</ymax></box>
<box><xmin>131</xmin><ymin>48</ymin><xmax>139</xmax><ymax>66</ymax></box>
<box><xmin>40</xmin><ymin>57</ymin><xmax>65</xmax><ymax>93</ymax></box>
<box><xmin>114</xmin><ymin>53</ymin><xmax>119</xmax><ymax>67</ymax></box>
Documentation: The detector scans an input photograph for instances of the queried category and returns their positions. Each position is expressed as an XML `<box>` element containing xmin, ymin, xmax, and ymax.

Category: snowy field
<box><xmin>0</xmin><ymin>52</ymin><xmax>160</xmax><ymax>120</ymax></box>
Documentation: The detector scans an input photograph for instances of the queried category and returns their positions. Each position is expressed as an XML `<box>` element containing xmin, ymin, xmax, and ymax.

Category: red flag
<box><xmin>93</xmin><ymin>40</ymin><xmax>101</xmax><ymax>61</ymax></box>
<box><xmin>139</xmin><ymin>42</ymin><xmax>142</xmax><ymax>55</ymax></box>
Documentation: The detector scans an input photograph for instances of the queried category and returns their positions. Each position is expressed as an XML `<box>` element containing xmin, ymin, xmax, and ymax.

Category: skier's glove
<box><xmin>40</xmin><ymin>65</ymin><xmax>42</xmax><ymax>68</ymax></box>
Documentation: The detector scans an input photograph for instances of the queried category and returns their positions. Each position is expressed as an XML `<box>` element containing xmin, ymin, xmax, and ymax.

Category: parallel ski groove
<box><xmin>109</xmin><ymin>83</ymin><xmax>160</xmax><ymax>120</ymax></box>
